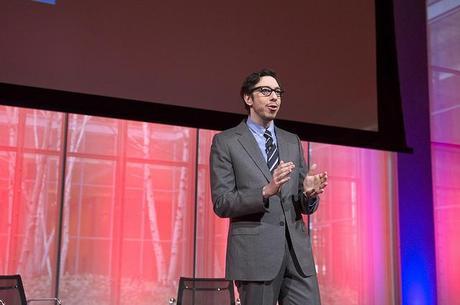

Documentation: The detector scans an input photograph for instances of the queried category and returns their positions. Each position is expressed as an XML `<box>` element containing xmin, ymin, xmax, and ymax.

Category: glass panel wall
<box><xmin>195</xmin><ymin>129</ymin><xmax>227</xmax><ymax>278</ymax></box>
<box><xmin>0</xmin><ymin>107</ymin><xmax>63</xmax><ymax>299</ymax></box>
<box><xmin>59</xmin><ymin>116</ymin><xmax>196</xmax><ymax>305</ymax></box>
<box><xmin>428</xmin><ymin>2</ymin><xmax>460</xmax><ymax>304</ymax></box>
<box><xmin>309</xmin><ymin>143</ymin><xmax>398</xmax><ymax>305</ymax></box>
<box><xmin>0</xmin><ymin>105</ymin><xmax>398</xmax><ymax>305</ymax></box>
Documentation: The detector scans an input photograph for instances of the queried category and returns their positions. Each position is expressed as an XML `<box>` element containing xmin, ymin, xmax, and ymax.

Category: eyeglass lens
<box><xmin>258</xmin><ymin>87</ymin><xmax>283</xmax><ymax>97</ymax></box>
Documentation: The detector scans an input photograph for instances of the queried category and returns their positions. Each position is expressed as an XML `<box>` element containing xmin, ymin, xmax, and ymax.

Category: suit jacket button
<box><xmin>279</xmin><ymin>221</ymin><xmax>285</xmax><ymax>226</ymax></box>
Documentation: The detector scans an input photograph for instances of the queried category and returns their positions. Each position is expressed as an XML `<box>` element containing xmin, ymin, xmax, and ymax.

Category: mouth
<box><xmin>267</xmin><ymin>104</ymin><xmax>278</xmax><ymax>111</ymax></box>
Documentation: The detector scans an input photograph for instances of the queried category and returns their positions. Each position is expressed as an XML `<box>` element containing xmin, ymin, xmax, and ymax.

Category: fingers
<box><xmin>309</xmin><ymin>189</ymin><xmax>324</xmax><ymax>197</ymax></box>
<box><xmin>307</xmin><ymin>163</ymin><xmax>318</xmax><ymax>175</ymax></box>
<box><xmin>272</xmin><ymin>161</ymin><xmax>295</xmax><ymax>187</ymax></box>
<box><xmin>315</xmin><ymin>172</ymin><xmax>327</xmax><ymax>187</ymax></box>
<box><xmin>275</xmin><ymin>176</ymin><xmax>291</xmax><ymax>186</ymax></box>
<box><xmin>307</xmin><ymin>179</ymin><xmax>327</xmax><ymax>197</ymax></box>
<box><xmin>274</xmin><ymin>161</ymin><xmax>294</xmax><ymax>174</ymax></box>
<box><xmin>304</xmin><ymin>170</ymin><xmax>328</xmax><ymax>197</ymax></box>
<box><xmin>274</xmin><ymin>161</ymin><xmax>294</xmax><ymax>177</ymax></box>
<box><xmin>315</xmin><ymin>173</ymin><xmax>328</xmax><ymax>193</ymax></box>
<box><xmin>318</xmin><ymin>171</ymin><xmax>328</xmax><ymax>184</ymax></box>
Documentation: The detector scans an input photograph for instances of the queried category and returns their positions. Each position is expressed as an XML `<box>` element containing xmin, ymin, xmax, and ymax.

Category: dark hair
<box><xmin>240</xmin><ymin>68</ymin><xmax>281</xmax><ymax>112</ymax></box>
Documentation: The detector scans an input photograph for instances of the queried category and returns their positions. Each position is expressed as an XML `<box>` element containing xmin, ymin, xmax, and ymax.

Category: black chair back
<box><xmin>176</xmin><ymin>277</ymin><xmax>235</xmax><ymax>305</ymax></box>
<box><xmin>0</xmin><ymin>275</ymin><xmax>27</xmax><ymax>305</ymax></box>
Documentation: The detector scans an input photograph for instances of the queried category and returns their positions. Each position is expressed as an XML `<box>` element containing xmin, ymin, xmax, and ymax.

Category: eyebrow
<box><xmin>256</xmin><ymin>86</ymin><xmax>282</xmax><ymax>90</ymax></box>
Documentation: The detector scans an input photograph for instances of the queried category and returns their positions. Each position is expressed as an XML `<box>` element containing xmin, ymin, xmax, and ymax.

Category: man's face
<box><xmin>244</xmin><ymin>76</ymin><xmax>282</xmax><ymax>126</ymax></box>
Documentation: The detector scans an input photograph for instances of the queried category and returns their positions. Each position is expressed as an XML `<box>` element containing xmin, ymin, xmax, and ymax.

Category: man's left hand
<box><xmin>303</xmin><ymin>164</ymin><xmax>328</xmax><ymax>197</ymax></box>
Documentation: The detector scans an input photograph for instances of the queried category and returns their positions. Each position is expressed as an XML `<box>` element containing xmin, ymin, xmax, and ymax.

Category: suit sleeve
<box><xmin>210</xmin><ymin>134</ymin><xmax>268</xmax><ymax>218</ymax></box>
<box><xmin>296</xmin><ymin>136</ymin><xmax>320</xmax><ymax>215</ymax></box>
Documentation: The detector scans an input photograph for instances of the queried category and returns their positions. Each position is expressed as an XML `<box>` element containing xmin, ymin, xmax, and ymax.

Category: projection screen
<box><xmin>0</xmin><ymin>0</ymin><xmax>409</xmax><ymax>151</ymax></box>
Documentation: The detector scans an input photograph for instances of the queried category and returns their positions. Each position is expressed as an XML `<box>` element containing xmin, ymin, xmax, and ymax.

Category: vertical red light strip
<box><xmin>432</xmin><ymin>142</ymin><xmax>460</xmax><ymax>305</ymax></box>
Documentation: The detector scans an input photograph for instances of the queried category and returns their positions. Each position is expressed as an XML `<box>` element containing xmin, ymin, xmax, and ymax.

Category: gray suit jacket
<box><xmin>210</xmin><ymin>121</ymin><xmax>319</xmax><ymax>281</ymax></box>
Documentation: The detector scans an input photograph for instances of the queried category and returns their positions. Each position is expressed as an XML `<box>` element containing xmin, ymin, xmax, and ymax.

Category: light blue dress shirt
<box><xmin>246</xmin><ymin>117</ymin><xmax>277</xmax><ymax>162</ymax></box>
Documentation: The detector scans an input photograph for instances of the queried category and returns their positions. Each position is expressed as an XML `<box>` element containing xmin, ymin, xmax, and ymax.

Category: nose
<box><xmin>269</xmin><ymin>90</ymin><xmax>279</xmax><ymax>100</ymax></box>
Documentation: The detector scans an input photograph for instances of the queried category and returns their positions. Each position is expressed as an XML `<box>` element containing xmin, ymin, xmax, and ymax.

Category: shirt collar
<box><xmin>246</xmin><ymin>116</ymin><xmax>275</xmax><ymax>136</ymax></box>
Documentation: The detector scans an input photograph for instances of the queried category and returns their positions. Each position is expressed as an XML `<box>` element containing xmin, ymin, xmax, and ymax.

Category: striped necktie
<box><xmin>264</xmin><ymin>129</ymin><xmax>279</xmax><ymax>173</ymax></box>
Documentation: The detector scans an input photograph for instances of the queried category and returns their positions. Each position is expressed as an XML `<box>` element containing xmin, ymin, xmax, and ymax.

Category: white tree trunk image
<box><xmin>142</xmin><ymin>123</ymin><xmax>167</xmax><ymax>285</ymax></box>
<box><xmin>3</xmin><ymin>107</ymin><xmax>18</xmax><ymax>272</ymax></box>
<box><xmin>17</xmin><ymin>111</ymin><xmax>55</xmax><ymax>277</ymax></box>
<box><xmin>167</xmin><ymin>129</ymin><xmax>189</xmax><ymax>282</ymax></box>
<box><xmin>59</xmin><ymin>115</ymin><xmax>91</xmax><ymax>277</ymax></box>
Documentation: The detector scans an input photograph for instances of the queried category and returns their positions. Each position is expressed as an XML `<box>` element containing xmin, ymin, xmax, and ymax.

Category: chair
<box><xmin>0</xmin><ymin>275</ymin><xmax>61</xmax><ymax>305</ymax></box>
<box><xmin>169</xmin><ymin>277</ymin><xmax>236</xmax><ymax>305</ymax></box>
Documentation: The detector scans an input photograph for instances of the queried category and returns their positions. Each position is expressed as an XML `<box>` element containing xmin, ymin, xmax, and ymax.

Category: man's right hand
<box><xmin>262</xmin><ymin>160</ymin><xmax>295</xmax><ymax>198</ymax></box>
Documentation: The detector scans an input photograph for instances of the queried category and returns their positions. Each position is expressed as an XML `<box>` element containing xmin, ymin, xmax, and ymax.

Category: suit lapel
<box><xmin>236</xmin><ymin>121</ymin><xmax>272</xmax><ymax>181</ymax></box>
<box><xmin>276</xmin><ymin>128</ymin><xmax>290</xmax><ymax>164</ymax></box>
<box><xmin>275</xmin><ymin>127</ymin><xmax>293</xmax><ymax>199</ymax></box>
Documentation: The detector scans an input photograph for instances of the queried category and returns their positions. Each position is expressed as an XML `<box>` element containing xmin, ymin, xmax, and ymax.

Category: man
<box><xmin>210</xmin><ymin>69</ymin><xmax>328</xmax><ymax>305</ymax></box>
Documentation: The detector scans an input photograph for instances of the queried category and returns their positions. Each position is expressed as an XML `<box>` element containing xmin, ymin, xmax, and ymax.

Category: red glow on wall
<box><xmin>0</xmin><ymin>106</ymin><xmax>397</xmax><ymax>305</ymax></box>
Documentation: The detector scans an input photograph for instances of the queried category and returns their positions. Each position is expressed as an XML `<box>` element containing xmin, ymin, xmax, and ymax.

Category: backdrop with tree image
<box><xmin>0</xmin><ymin>105</ymin><xmax>397</xmax><ymax>305</ymax></box>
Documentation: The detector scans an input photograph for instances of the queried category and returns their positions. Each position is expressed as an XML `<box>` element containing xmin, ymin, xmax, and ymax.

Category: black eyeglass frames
<box><xmin>251</xmin><ymin>86</ymin><xmax>285</xmax><ymax>97</ymax></box>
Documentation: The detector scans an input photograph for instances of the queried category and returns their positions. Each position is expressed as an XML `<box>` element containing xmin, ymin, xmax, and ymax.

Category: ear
<box><xmin>243</xmin><ymin>94</ymin><xmax>253</xmax><ymax>108</ymax></box>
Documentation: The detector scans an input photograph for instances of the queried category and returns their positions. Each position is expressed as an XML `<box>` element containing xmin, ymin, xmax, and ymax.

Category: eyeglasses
<box><xmin>251</xmin><ymin>86</ymin><xmax>284</xmax><ymax>98</ymax></box>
